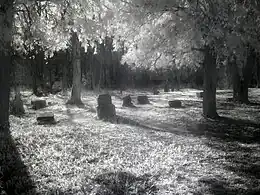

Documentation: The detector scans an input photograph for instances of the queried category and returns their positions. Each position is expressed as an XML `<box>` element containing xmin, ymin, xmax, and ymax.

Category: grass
<box><xmin>1</xmin><ymin>88</ymin><xmax>260</xmax><ymax>194</ymax></box>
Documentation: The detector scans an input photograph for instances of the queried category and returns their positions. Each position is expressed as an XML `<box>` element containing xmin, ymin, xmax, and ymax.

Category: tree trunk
<box><xmin>90</xmin><ymin>56</ymin><xmax>95</xmax><ymax>90</ymax></box>
<box><xmin>62</xmin><ymin>61</ymin><xmax>68</xmax><ymax>92</ymax></box>
<box><xmin>67</xmin><ymin>32</ymin><xmax>83</xmax><ymax>105</ymax></box>
<box><xmin>233</xmin><ymin>46</ymin><xmax>255</xmax><ymax>103</ymax></box>
<box><xmin>0</xmin><ymin>0</ymin><xmax>14</xmax><ymax>130</ymax></box>
<box><xmin>31</xmin><ymin>58</ymin><xmax>37</xmax><ymax>95</ymax></box>
<box><xmin>257</xmin><ymin>57</ymin><xmax>260</xmax><ymax>88</ymax></box>
<box><xmin>203</xmin><ymin>46</ymin><xmax>218</xmax><ymax>118</ymax></box>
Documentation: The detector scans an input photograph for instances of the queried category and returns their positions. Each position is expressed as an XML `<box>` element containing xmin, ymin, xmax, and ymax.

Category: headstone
<box><xmin>52</xmin><ymin>81</ymin><xmax>62</xmax><ymax>94</ymax></box>
<box><xmin>97</xmin><ymin>94</ymin><xmax>116</xmax><ymax>121</ymax></box>
<box><xmin>36</xmin><ymin>86</ymin><xmax>44</xmax><ymax>97</ymax></box>
<box><xmin>37</xmin><ymin>112</ymin><xmax>56</xmax><ymax>125</ymax></box>
<box><xmin>164</xmin><ymin>83</ymin><xmax>169</xmax><ymax>92</ymax></box>
<box><xmin>137</xmin><ymin>95</ymin><xmax>150</xmax><ymax>104</ymax></box>
<box><xmin>196</xmin><ymin>92</ymin><xmax>203</xmax><ymax>98</ymax></box>
<box><xmin>10</xmin><ymin>94</ymin><xmax>25</xmax><ymax>116</ymax></box>
<box><xmin>122</xmin><ymin>95</ymin><xmax>135</xmax><ymax>107</ymax></box>
<box><xmin>153</xmin><ymin>88</ymin><xmax>160</xmax><ymax>95</ymax></box>
<box><xmin>31</xmin><ymin>99</ymin><xmax>46</xmax><ymax>110</ymax></box>
<box><xmin>168</xmin><ymin>100</ymin><xmax>182</xmax><ymax>108</ymax></box>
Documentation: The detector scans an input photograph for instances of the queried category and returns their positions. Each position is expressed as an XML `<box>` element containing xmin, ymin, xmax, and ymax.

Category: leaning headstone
<box><xmin>168</xmin><ymin>100</ymin><xmax>182</xmax><ymax>108</ymax></box>
<box><xmin>137</xmin><ymin>95</ymin><xmax>150</xmax><ymax>104</ymax></box>
<box><xmin>97</xmin><ymin>94</ymin><xmax>116</xmax><ymax>121</ymax></box>
<box><xmin>31</xmin><ymin>99</ymin><xmax>46</xmax><ymax>110</ymax></box>
<box><xmin>196</xmin><ymin>92</ymin><xmax>203</xmax><ymax>98</ymax></box>
<box><xmin>122</xmin><ymin>95</ymin><xmax>135</xmax><ymax>107</ymax></box>
<box><xmin>37</xmin><ymin>112</ymin><xmax>56</xmax><ymax>125</ymax></box>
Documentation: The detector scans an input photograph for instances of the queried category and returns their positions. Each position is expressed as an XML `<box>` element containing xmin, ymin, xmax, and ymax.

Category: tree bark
<box><xmin>67</xmin><ymin>32</ymin><xmax>83</xmax><ymax>105</ymax></box>
<box><xmin>0</xmin><ymin>0</ymin><xmax>14</xmax><ymax>130</ymax></box>
<box><xmin>203</xmin><ymin>46</ymin><xmax>218</xmax><ymax>118</ymax></box>
<box><xmin>233</xmin><ymin>46</ymin><xmax>255</xmax><ymax>103</ymax></box>
<box><xmin>257</xmin><ymin>57</ymin><xmax>260</xmax><ymax>88</ymax></box>
<box><xmin>90</xmin><ymin>55</ymin><xmax>95</xmax><ymax>90</ymax></box>
<box><xmin>31</xmin><ymin>58</ymin><xmax>38</xmax><ymax>95</ymax></box>
<box><xmin>62</xmin><ymin>50</ymin><xmax>69</xmax><ymax>92</ymax></box>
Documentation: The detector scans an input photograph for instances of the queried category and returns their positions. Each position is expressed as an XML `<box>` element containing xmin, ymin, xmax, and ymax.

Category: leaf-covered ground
<box><xmin>1</xmin><ymin>88</ymin><xmax>260</xmax><ymax>195</ymax></box>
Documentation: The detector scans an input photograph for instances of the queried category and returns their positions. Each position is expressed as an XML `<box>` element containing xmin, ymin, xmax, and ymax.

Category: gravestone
<box><xmin>97</xmin><ymin>94</ymin><xmax>116</xmax><ymax>121</ymax></box>
<box><xmin>122</xmin><ymin>95</ymin><xmax>135</xmax><ymax>107</ymax></box>
<box><xmin>137</xmin><ymin>95</ymin><xmax>149</xmax><ymax>104</ymax></box>
<box><xmin>196</xmin><ymin>92</ymin><xmax>203</xmax><ymax>98</ymax></box>
<box><xmin>52</xmin><ymin>81</ymin><xmax>62</xmax><ymax>94</ymax></box>
<box><xmin>31</xmin><ymin>99</ymin><xmax>47</xmax><ymax>110</ymax></box>
<box><xmin>10</xmin><ymin>94</ymin><xmax>25</xmax><ymax>116</ymax></box>
<box><xmin>168</xmin><ymin>100</ymin><xmax>182</xmax><ymax>108</ymax></box>
<box><xmin>153</xmin><ymin>88</ymin><xmax>160</xmax><ymax>95</ymax></box>
<box><xmin>37</xmin><ymin>112</ymin><xmax>56</xmax><ymax>125</ymax></box>
<box><xmin>164</xmin><ymin>83</ymin><xmax>169</xmax><ymax>92</ymax></box>
<box><xmin>36</xmin><ymin>86</ymin><xmax>44</xmax><ymax>97</ymax></box>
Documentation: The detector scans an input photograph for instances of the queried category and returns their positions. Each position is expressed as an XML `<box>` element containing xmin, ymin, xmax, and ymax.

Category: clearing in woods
<box><xmin>7</xmin><ymin>88</ymin><xmax>260</xmax><ymax>194</ymax></box>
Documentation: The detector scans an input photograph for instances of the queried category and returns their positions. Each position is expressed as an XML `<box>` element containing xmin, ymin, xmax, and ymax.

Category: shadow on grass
<box><xmin>116</xmin><ymin>115</ymin><xmax>187</xmax><ymax>137</ymax></box>
<box><xmin>191</xmin><ymin>116</ymin><xmax>260</xmax><ymax>144</ymax></box>
<box><xmin>93</xmin><ymin>171</ymin><xmax>158</xmax><ymax>195</ymax></box>
<box><xmin>116</xmin><ymin>113</ymin><xmax>260</xmax><ymax>195</ymax></box>
<box><xmin>246</xmin><ymin>101</ymin><xmax>260</xmax><ymax>107</ymax></box>
<box><xmin>196</xmin><ymin>176</ymin><xmax>259</xmax><ymax>195</ymax></box>
<box><xmin>0</xmin><ymin>128</ymin><xmax>37</xmax><ymax>195</ymax></box>
<box><xmin>188</xmin><ymin>116</ymin><xmax>260</xmax><ymax>195</ymax></box>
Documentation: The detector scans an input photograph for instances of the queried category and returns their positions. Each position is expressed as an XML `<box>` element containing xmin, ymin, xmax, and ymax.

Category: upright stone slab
<box><xmin>164</xmin><ymin>84</ymin><xmax>169</xmax><ymax>92</ymax></box>
<box><xmin>37</xmin><ymin>112</ymin><xmax>56</xmax><ymax>125</ymax></box>
<box><xmin>97</xmin><ymin>94</ymin><xmax>116</xmax><ymax>121</ymax></box>
<box><xmin>31</xmin><ymin>99</ymin><xmax>47</xmax><ymax>110</ymax></box>
<box><xmin>122</xmin><ymin>95</ymin><xmax>135</xmax><ymax>107</ymax></box>
<box><xmin>10</xmin><ymin>94</ymin><xmax>25</xmax><ymax>116</ymax></box>
<box><xmin>137</xmin><ymin>95</ymin><xmax>149</xmax><ymax>104</ymax></box>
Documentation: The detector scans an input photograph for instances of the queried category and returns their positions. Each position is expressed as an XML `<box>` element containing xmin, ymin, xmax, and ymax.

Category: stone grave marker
<box><xmin>122</xmin><ymin>95</ymin><xmax>135</xmax><ymax>107</ymax></box>
<box><xmin>168</xmin><ymin>100</ymin><xmax>182</xmax><ymax>108</ymax></box>
<box><xmin>137</xmin><ymin>95</ymin><xmax>150</xmax><ymax>104</ymax></box>
<box><xmin>37</xmin><ymin>112</ymin><xmax>56</xmax><ymax>125</ymax></box>
<box><xmin>31</xmin><ymin>99</ymin><xmax>47</xmax><ymax>110</ymax></box>
<box><xmin>97</xmin><ymin>94</ymin><xmax>116</xmax><ymax>121</ymax></box>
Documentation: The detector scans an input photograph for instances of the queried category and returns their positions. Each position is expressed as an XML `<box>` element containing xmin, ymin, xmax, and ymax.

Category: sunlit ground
<box><xmin>6</xmin><ymin>88</ymin><xmax>260</xmax><ymax>194</ymax></box>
